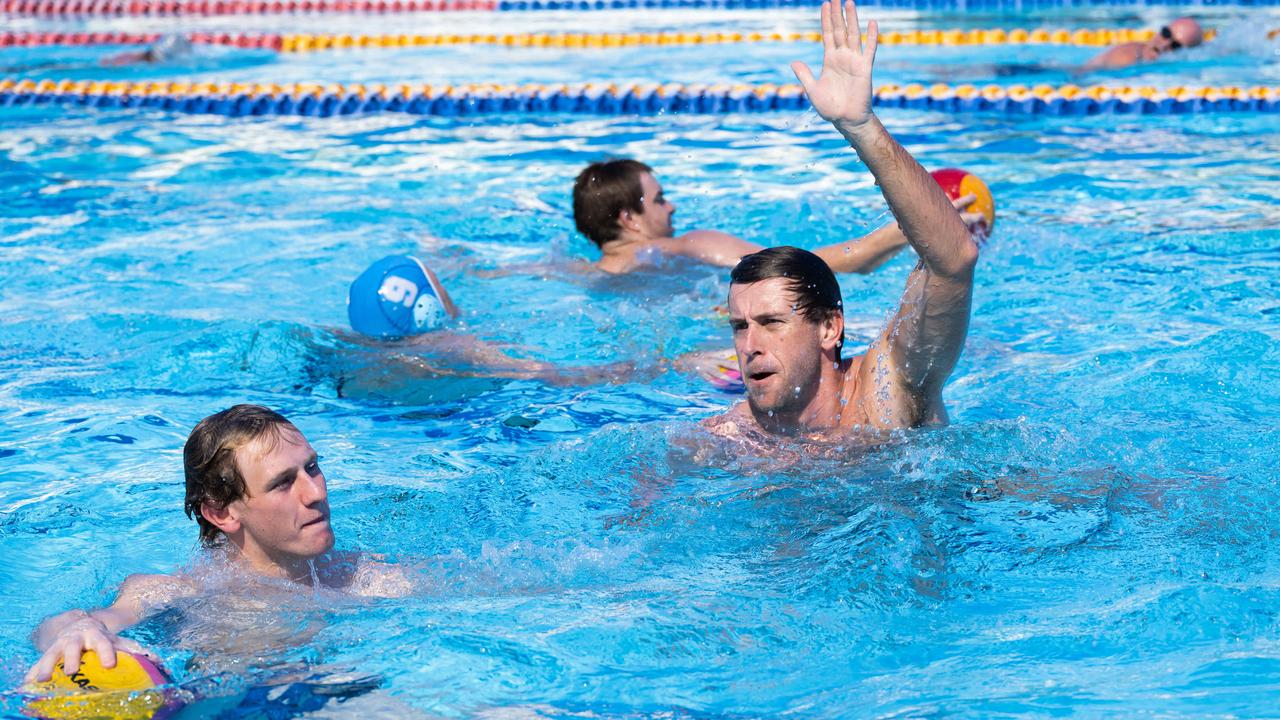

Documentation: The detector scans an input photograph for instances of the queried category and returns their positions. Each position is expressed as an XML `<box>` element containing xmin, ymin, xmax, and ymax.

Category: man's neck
<box><xmin>232</xmin><ymin>543</ymin><xmax>320</xmax><ymax>585</ymax></box>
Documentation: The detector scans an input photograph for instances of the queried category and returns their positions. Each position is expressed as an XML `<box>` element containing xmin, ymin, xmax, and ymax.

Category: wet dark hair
<box><xmin>730</xmin><ymin>246</ymin><xmax>844</xmax><ymax>349</ymax></box>
<box><xmin>572</xmin><ymin>158</ymin><xmax>653</xmax><ymax>248</ymax></box>
<box><xmin>183</xmin><ymin>404</ymin><xmax>297</xmax><ymax>547</ymax></box>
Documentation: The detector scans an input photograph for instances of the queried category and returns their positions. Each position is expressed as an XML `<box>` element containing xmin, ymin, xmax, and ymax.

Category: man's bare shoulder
<box><xmin>115</xmin><ymin>573</ymin><xmax>197</xmax><ymax>612</ymax></box>
<box><xmin>319</xmin><ymin>552</ymin><xmax>414</xmax><ymax>598</ymax></box>
<box><xmin>352</xmin><ymin>558</ymin><xmax>415</xmax><ymax>598</ymax></box>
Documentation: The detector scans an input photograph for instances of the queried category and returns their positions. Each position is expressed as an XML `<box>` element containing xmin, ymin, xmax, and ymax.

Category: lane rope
<box><xmin>1</xmin><ymin>0</ymin><xmax>1275</xmax><ymax>16</ymax></box>
<box><xmin>2</xmin><ymin>78</ymin><xmax>1276</xmax><ymax>117</ymax></box>
<box><xmin>0</xmin><ymin>27</ymin><xmax>1220</xmax><ymax>51</ymax></box>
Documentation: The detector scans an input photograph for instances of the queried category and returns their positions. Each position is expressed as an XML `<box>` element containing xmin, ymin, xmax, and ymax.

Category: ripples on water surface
<box><xmin>2</xmin><ymin>5</ymin><xmax>1280</xmax><ymax>717</ymax></box>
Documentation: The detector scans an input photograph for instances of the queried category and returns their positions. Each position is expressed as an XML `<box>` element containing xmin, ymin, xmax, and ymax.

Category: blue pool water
<box><xmin>3</xmin><ymin>5</ymin><xmax>1280</xmax><ymax>717</ymax></box>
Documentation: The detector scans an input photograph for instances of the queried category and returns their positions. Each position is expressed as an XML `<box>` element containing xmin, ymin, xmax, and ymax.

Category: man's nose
<box><xmin>297</xmin><ymin>470</ymin><xmax>327</xmax><ymax>504</ymax></box>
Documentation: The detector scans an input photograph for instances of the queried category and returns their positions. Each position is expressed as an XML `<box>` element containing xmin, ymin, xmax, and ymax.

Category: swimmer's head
<box><xmin>730</xmin><ymin>246</ymin><xmax>845</xmax><ymax>352</ymax></box>
<box><xmin>143</xmin><ymin>34</ymin><xmax>194</xmax><ymax>63</ymax></box>
<box><xmin>729</xmin><ymin>247</ymin><xmax>846</xmax><ymax>419</ymax></box>
<box><xmin>183</xmin><ymin>405</ymin><xmax>299</xmax><ymax>547</ymax></box>
<box><xmin>348</xmin><ymin>255</ymin><xmax>450</xmax><ymax>338</ymax></box>
<box><xmin>573</xmin><ymin>158</ymin><xmax>659</xmax><ymax>247</ymax></box>
<box><xmin>1149</xmin><ymin>17</ymin><xmax>1204</xmax><ymax>58</ymax></box>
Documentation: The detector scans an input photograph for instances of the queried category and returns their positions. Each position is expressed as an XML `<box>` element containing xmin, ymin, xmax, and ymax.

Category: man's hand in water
<box><xmin>25</xmin><ymin>610</ymin><xmax>150</xmax><ymax>683</ymax></box>
<box><xmin>949</xmin><ymin>193</ymin><xmax>990</xmax><ymax>244</ymax></box>
<box><xmin>791</xmin><ymin>0</ymin><xmax>880</xmax><ymax>134</ymax></box>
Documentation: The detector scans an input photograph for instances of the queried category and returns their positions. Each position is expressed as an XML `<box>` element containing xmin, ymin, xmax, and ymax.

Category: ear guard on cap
<box><xmin>348</xmin><ymin>255</ymin><xmax>448</xmax><ymax>338</ymax></box>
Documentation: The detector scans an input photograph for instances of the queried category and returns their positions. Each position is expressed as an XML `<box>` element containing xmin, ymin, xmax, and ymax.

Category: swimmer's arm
<box><xmin>474</xmin><ymin>261</ymin><xmax>583</xmax><ymax>279</ymax></box>
<box><xmin>848</xmin><ymin>123</ymin><xmax>976</xmax><ymax>418</ymax></box>
<box><xmin>659</xmin><ymin>230</ymin><xmax>765</xmax><ymax>267</ymax></box>
<box><xmin>394</xmin><ymin>334</ymin><xmax>641</xmax><ymax>386</ymax></box>
<box><xmin>1082</xmin><ymin>43</ymin><xmax>1140</xmax><ymax>70</ymax></box>
<box><xmin>794</xmin><ymin>0</ymin><xmax>976</xmax><ymax>422</ymax></box>
<box><xmin>27</xmin><ymin>573</ymin><xmax>187</xmax><ymax>683</ymax></box>
<box><xmin>424</xmin><ymin>266</ymin><xmax>460</xmax><ymax>319</ymax></box>
<box><xmin>813</xmin><ymin>195</ymin><xmax>983</xmax><ymax>274</ymax></box>
<box><xmin>813</xmin><ymin>221</ymin><xmax>907</xmax><ymax>274</ymax></box>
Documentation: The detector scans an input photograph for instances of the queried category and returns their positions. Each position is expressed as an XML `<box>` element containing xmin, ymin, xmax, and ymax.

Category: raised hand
<box><xmin>791</xmin><ymin>0</ymin><xmax>880</xmax><ymax>132</ymax></box>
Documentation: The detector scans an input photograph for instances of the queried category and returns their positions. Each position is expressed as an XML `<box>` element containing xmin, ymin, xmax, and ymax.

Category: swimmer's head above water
<box><xmin>1143</xmin><ymin>18</ymin><xmax>1204</xmax><ymax>60</ymax></box>
<box><xmin>348</xmin><ymin>255</ymin><xmax>460</xmax><ymax>338</ymax></box>
<box><xmin>183</xmin><ymin>405</ymin><xmax>334</xmax><ymax>565</ymax></box>
<box><xmin>572</xmin><ymin>158</ymin><xmax>675</xmax><ymax>248</ymax></box>
<box><xmin>728</xmin><ymin>247</ymin><xmax>845</xmax><ymax>420</ymax></box>
<box><xmin>100</xmin><ymin>34</ymin><xmax>195</xmax><ymax>67</ymax></box>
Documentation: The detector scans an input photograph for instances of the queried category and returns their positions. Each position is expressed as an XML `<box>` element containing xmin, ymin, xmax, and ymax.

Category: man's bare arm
<box><xmin>814</xmin><ymin>194</ymin><xmax>983</xmax><ymax>274</ymax></box>
<box><xmin>849</xmin><ymin>122</ymin><xmax>976</xmax><ymax>399</ymax></box>
<box><xmin>813</xmin><ymin>221</ymin><xmax>907</xmax><ymax>274</ymax></box>
<box><xmin>658</xmin><ymin>230</ymin><xmax>765</xmax><ymax>268</ymax></box>
<box><xmin>793</xmin><ymin>0</ymin><xmax>977</xmax><ymax>424</ymax></box>
<box><xmin>27</xmin><ymin>573</ymin><xmax>188</xmax><ymax>683</ymax></box>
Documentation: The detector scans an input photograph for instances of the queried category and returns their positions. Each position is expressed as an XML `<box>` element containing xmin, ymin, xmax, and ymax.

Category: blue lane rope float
<box><xmin>1</xmin><ymin>79</ymin><xmax>1276</xmax><ymax>117</ymax></box>
<box><xmin>2</xmin><ymin>0</ymin><xmax>1277</xmax><ymax>16</ymax></box>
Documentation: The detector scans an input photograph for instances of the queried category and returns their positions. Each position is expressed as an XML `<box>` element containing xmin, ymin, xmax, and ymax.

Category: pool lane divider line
<box><xmin>0</xmin><ymin>0</ymin><xmax>491</xmax><ymax>14</ymax></box>
<box><xmin>0</xmin><ymin>27</ymin><xmax>1221</xmax><ymax>51</ymax></box>
<box><xmin>2</xmin><ymin>0</ymin><xmax>1275</xmax><ymax>15</ymax></box>
<box><xmin>2</xmin><ymin>79</ymin><xmax>1276</xmax><ymax>116</ymax></box>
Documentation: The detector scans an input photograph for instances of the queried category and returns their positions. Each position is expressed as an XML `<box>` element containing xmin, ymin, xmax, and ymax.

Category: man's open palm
<box><xmin>791</xmin><ymin>0</ymin><xmax>880</xmax><ymax>129</ymax></box>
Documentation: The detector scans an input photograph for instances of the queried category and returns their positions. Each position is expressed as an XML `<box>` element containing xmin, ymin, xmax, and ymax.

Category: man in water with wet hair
<box><xmin>26</xmin><ymin>404</ymin><xmax>410</xmax><ymax>683</ymax></box>
<box><xmin>1083</xmin><ymin>17</ymin><xmax>1205</xmax><ymax>70</ymax></box>
<box><xmin>708</xmin><ymin>0</ymin><xmax>978</xmax><ymax>439</ymax></box>
<box><xmin>572</xmin><ymin>159</ymin><xmax>981</xmax><ymax>276</ymax></box>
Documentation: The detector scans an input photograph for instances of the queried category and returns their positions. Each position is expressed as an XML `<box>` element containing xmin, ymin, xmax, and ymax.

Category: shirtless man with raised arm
<box><xmin>572</xmin><ymin>158</ymin><xmax>981</xmax><ymax>276</ymax></box>
<box><xmin>708</xmin><ymin>0</ymin><xmax>979</xmax><ymax>439</ymax></box>
<box><xmin>25</xmin><ymin>404</ymin><xmax>410</xmax><ymax>684</ymax></box>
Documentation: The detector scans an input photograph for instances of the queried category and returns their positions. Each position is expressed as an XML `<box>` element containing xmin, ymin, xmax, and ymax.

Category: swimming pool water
<box><xmin>3</xmin><ymin>5</ymin><xmax>1280</xmax><ymax>717</ymax></box>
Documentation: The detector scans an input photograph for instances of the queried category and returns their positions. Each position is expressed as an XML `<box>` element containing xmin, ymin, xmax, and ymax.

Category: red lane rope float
<box><xmin>0</xmin><ymin>0</ymin><xmax>494</xmax><ymax>15</ymax></box>
<box><xmin>0</xmin><ymin>27</ymin><xmax>1220</xmax><ymax>51</ymax></box>
<box><xmin>0</xmin><ymin>26</ymin><xmax>1218</xmax><ymax>51</ymax></box>
<box><xmin>0</xmin><ymin>31</ymin><xmax>285</xmax><ymax>49</ymax></box>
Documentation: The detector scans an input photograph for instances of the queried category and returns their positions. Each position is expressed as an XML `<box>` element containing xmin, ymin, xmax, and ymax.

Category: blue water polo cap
<box><xmin>348</xmin><ymin>255</ymin><xmax>447</xmax><ymax>338</ymax></box>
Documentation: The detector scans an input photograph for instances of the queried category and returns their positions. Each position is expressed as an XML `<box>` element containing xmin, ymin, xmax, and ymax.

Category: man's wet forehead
<box><xmin>728</xmin><ymin>279</ymin><xmax>800</xmax><ymax>317</ymax></box>
<box><xmin>238</xmin><ymin>426</ymin><xmax>311</xmax><ymax>470</ymax></box>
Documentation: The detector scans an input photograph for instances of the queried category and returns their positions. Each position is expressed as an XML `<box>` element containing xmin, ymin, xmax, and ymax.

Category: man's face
<box><xmin>728</xmin><ymin>278</ymin><xmax>839</xmax><ymax>418</ymax></box>
<box><xmin>633</xmin><ymin>172</ymin><xmax>676</xmax><ymax>239</ymax></box>
<box><xmin>229</xmin><ymin>427</ymin><xmax>334</xmax><ymax>564</ymax></box>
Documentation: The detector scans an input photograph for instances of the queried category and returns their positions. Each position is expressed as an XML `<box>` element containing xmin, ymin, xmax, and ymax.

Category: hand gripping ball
<box><xmin>930</xmin><ymin>167</ymin><xmax>995</xmax><ymax>233</ymax></box>
<box><xmin>25</xmin><ymin>650</ymin><xmax>172</xmax><ymax>720</ymax></box>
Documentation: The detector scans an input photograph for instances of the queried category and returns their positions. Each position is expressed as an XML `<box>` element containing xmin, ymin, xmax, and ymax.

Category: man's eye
<box><xmin>306</xmin><ymin>462</ymin><xmax>321</xmax><ymax>476</ymax></box>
